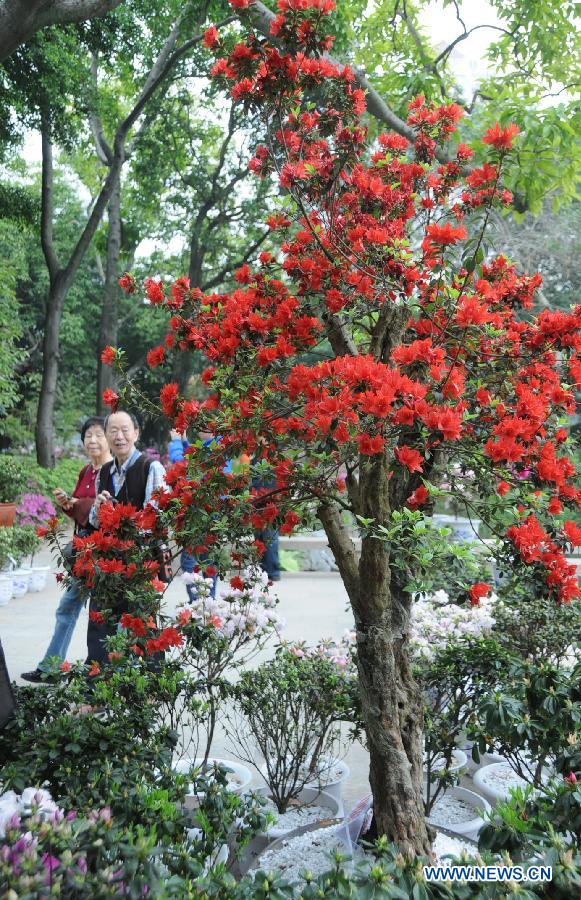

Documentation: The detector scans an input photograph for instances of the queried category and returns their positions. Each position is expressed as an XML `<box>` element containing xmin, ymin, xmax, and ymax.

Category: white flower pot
<box><xmin>174</xmin><ymin>757</ymin><xmax>253</xmax><ymax>809</ymax></box>
<box><xmin>27</xmin><ymin>566</ymin><xmax>50</xmax><ymax>593</ymax></box>
<box><xmin>424</xmin><ymin>748</ymin><xmax>467</xmax><ymax>777</ymax></box>
<box><xmin>472</xmin><ymin>762</ymin><xmax>546</xmax><ymax>806</ymax></box>
<box><xmin>11</xmin><ymin>569</ymin><xmax>31</xmax><ymax>597</ymax></box>
<box><xmin>0</xmin><ymin>573</ymin><xmax>13</xmax><ymax>606</ymax></box>
<box><xmin>427</xmin><ymin>786</ymin><xmax>490</xmax><ymax>841</ymax></box>
<box><xmin>464</xmin><ymin>749</ymin><xmax>505</xmax><ymax>777</ymax></box>
<box><xmin>257</xmin><ymin>785</ymin><xmax>343</xmax><ymax>839</ymax></box>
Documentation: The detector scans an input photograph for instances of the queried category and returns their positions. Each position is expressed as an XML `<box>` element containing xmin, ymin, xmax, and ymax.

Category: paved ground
<box><xmin>0</xmin><ymin>543</ymin><xmax>371</xmax><ymax>812</ymax></box>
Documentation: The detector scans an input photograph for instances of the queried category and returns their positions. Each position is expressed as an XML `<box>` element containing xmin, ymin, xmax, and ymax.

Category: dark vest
<box><xmin>100</xmin><ymin>452</ymin><xmax>152</xmax><ymax>509</ymax></box>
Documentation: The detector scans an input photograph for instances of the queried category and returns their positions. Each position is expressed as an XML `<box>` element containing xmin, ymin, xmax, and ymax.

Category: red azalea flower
<box><xmin>425</xmin><ymin>222</ymin><xmax>467</xmax><ymax>246</ymax></box>
<box><xmin>230</xmin><ymin>575</ymin><xmax>245</xmax><ymax>591</ymax></box>
<box><xmin>203</xmin><ymin>25</ymin><xmax>219</xmax><ymax>48</ymax></box>
<box><xmin>102</xmin><ymin>388</ymin><xmax>119</xmax><ymax>410</ymax></box>
<box><xmin>89</xmin><ymin>610</ymin><xmax>105</xmax><ymax>624</ymax></box>
<box><xmin>87</xmin><ymin>662</ymin><xmax>101</xmax><ymax>677</ymax></box>
<box><xmin>147</xmin><ymin>345</ymin><xmax>166</xmax><ymax>368</ymax></box>
<box><xmin>395</xmin><ymin>445</ymin><xmax>424</xmax><ymax>474</ymax></box>
<box><xmin>100</xmin><ymin>346</ymin><xmax>116</xmax><ymax>366</ymax></box>
<box><xmin>60</xmin><ymin>660</ymin><xmax>71</xmax><ymax>673</ymax></box>
<box><xmin>482</xmin><ymin>122</ymin><xmax>520</xmax><ymax>151</ymax></box>
<box><xmin>118</xmin><ymin>272</ymin><xmax>136</xmax><ymax>294</ymax></box>
<box><xmin>469</xmin><ymin>582</ymin><xmax>491</xmax><ymax>606</ymax></box>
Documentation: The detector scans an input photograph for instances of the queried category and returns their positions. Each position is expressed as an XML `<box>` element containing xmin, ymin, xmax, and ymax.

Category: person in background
<box><xmin>21</xmin><ymin>417</ymin><xmax>111</xmax><ymax>683</ymax></box>
<box><xmin>87</xmin><ymin>410</ymin><xmax>166</xmax><ymax>665</ymax></box>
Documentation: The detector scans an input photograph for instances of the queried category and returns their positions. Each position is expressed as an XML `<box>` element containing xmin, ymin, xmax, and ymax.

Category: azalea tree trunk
<box><xmin>320</xmin><ymin>453</ymin><xmax>431</xmax><ymax>855</ymax></box>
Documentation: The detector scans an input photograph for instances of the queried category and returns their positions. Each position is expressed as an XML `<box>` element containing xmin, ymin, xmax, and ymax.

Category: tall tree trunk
<box><xmin>96</xmin><ymin>175</ymin><xmax>122</xmax><ymax>413</ymax></box>
<box><xmin>35</xmin><ymin>274</ymin><xmax>66</xmax><ymax>467</ymax></box>
<box><xmin>319</xmin><ymin>453</ymin><xmax>430</xmax><ymax>856</ymax></box>
<box><xmin>170</xmin><ymin>223</ymin><xmax>205</xmax><ymax>394</ymax></box>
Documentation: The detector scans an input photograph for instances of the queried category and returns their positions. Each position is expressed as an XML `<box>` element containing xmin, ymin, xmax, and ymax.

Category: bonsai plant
<box><xmin>229</xmin><ymin>650</ymin><xmax>357</xmax><ymax>816</ymax></box>
<box><xmin>415</xmin><ymin>636</ymin><xmax>508</xmax><ymax>816</ymax></box>
<box><xmin>10</xmin><ymin>525</ymin><xmax>41</xmax><ymax>568</ymax></box>
<box><xmin>0</xmin><ymin>456</ymin><xmax>28</xmax><ymax>526</ymax></box>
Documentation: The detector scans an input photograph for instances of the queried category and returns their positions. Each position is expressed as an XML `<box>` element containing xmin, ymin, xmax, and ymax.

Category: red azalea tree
<box><xmin>102</xmin><ymin>0</ymin><xmax>580</xmax><ymax>853</ymax></box>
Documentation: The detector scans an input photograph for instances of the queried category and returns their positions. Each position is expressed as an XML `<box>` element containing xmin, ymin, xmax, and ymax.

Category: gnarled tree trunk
<box><xmin>319</xmin><ymin>452</ymin><xmax>430</xmax><ymax>856</ymax></box>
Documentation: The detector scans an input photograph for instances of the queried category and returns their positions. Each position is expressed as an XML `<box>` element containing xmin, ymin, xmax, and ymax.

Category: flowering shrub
<box><xmin>180</xmin><ymin>567</ymin><xmax>284</xmax><ymax>642</ymax></box>
<box><xmin>411</xmin><ymin>589</ymin><xmax>497</xmax><ymax>660</ymax></box>
<box><xmin>15</xmin><ymin>492</ymin><xmax>57</xmax><ymax>528</ymax></box>
<box><xmin>0</xmin><ymin>787</ymin><xmax>58</xmax><ymax>839</ymax></box>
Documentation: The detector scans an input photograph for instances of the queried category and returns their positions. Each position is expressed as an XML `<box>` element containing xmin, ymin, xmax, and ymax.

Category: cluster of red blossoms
<box><xmin>108</xmin><ymin>0</ymin><xmax>580</xmax><ymax>604</ymax></box>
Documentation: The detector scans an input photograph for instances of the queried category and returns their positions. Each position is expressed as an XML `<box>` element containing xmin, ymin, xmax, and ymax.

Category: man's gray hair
<box><xmin>103</xmin><ymin>410</ymin><xmax>140</xmax><ymax>431</ymax></box>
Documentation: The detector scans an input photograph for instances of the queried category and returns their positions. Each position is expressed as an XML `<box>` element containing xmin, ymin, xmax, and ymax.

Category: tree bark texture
<box><xmin>0</xmin><ymin>0</ymin><xmax>125</xmax><ymax>61</ymax></box>
<box><xmin>36</xmin><ymin>275</ymin><xmax>66</xmax><ymax>468</ymax></box>
<box><xmin>96</xmin><ymin>174</ymin><xmax>121</xmax><ymax>413</ymax></box>
<box><xmin>320</xmin><ymin>453</ymin><xmax>431</xmax><ymax>856</ymax></box>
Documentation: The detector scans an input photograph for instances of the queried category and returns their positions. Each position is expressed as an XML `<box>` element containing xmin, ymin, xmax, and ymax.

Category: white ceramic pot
<box><xmin>464</xmin><ymin>749</ymin><xmax>505</xmax><ymax>777</ymax></box>
<box><xmin>174</xmin><ymin>757</ymin><xmax>253</xmax><ymax>808</ymax></box>
<box><xmin>11</xmin><ymin>569</ymin><xmax>31</xmax><ymax>597</ymax></box>
<box><xmin>472</xmin><ymin>762</ymin><xmax>540</xmax><ymax>806</ymax></box>
<box><xmin>424</xmin><ymin>748</ymin><xmax>468</xmax><ymax>777</ymax></box>
<box><xmin>27</xmin><ymin>566</ymin><xmax>51</xmax><ymax>593</ymax></box>
<box><xmin>427</xmin><ymin>786</ymin><xmax>490</xmax><ymax>841</ymax></box>
<box><xmin>257</xmin><ymin>785</ymin><xmax>343</xmax><ymax>839</ymax></box>
<box><xmin>0</xmin><ymin>573</ymin><xmax>13</xmax><ymax>606</ymax></box>
<box><xmin>301</xmin><ymin>756</ymin><xmax>350</xmax><ymax>803</ymax></box>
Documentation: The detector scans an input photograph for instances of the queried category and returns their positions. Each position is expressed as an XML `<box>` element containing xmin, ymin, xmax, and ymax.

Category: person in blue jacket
<box><xmin>167</xmin><ymin>429</ymin><xmax>233</xmax><ymax>601</ymax></box>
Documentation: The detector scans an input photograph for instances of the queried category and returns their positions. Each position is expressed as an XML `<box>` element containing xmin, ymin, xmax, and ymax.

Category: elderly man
<box><xmin>86</xmin><ymin>410</ymin><xmax>166</xmax><ymax>665</ymax></box>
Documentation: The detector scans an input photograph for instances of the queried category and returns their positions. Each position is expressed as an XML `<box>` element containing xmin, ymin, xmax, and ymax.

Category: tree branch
<box><xmin>317</xmin><ymin>501</ymin><xmax>359</xmax><ymax>604</ymax></box>
<box><xmin>0</xmin><ymin>0</ymin><xmax>125</xmax><ymax>61</ymax></box>
<box><xmin>369</xmin><ymin>302</ymin><xmax>408</xmax><ymax>362</ymax></box>
<box><xmin>322</xmin><ymin>309</ymin><xmax>358</xmax><ymax>357</ymax></box>
<box><xmin>201</xmin><ymin>230</ymin><xmax>270</xmax><ymax>291</ymax></box>
<box><xmin>89</xmin><ymin>54</ymin><xmax>113</xmax><ymax>165</ymax></box>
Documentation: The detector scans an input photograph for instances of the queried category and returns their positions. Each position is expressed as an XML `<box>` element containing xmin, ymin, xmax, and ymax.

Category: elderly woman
<box><xmin>21</xmin><ymin>417</ymin><xmax>111</xmax><ymax>683</ymax></box>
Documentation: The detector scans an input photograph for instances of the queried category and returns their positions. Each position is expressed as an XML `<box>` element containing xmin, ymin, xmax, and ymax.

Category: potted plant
<box><xmin>0</xmin><ymin>527</ymin><xmax>14</xmax><ymax>605</ymax></box>
<box><xmin>15</xmin><ymin>494</ymin><xmax>56</xmax><ymax>591</ymax></box>
<box><xmin>173</xmin><ymin>567</ymin><xmax>284</xmax><ymax>765</ymax></box>
<box><xmin>0</xmin><ymin>457</ymin><xmax>28</xmax><ymax>526</ymax></box>
<box><xmin>471</xmin><ymin>658</ymin><xmax>578</xmax><ymax>806</ymax></box>
<box><xmin>415</xmin><ymin>636</ymin><xmax>508</xmax><ymax>838</ymax></box>
<box><xmin>228</xmin><ymin>651</ymin><xmax>352</xmax><ymax>835</ymax></box>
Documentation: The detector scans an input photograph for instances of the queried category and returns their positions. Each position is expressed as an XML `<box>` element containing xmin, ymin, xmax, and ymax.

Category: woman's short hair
<box><xmin>80</xmin><ymin>416</ymin><xmax>106</xmax><ymax>441</ymax></box>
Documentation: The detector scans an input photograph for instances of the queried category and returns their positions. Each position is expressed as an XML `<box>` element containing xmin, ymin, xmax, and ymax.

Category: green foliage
<box><xmin>492</xmin><ymin>581</ymin><xmax>581</xmax><ymax>666</ymax></box>
<box><xmin>346</xmin><ymin>0</ymin><xmax>580</xmax><ymax>209</ymax></box>
<box><xmin>472</xmin><ymin>659</ymin><xmax>581</xmax><ymax>785</ymax></box>
<box><xmin>370</xmin><ymin>508</ymin><xmax>493</xmax><ymax>600</ymax></box>
<box><xmin>0</xmin><ymin>454</ymin><xmax>28</xmax><ymax>502</ymax></box>
<box><xmin>0</xmin><ymin>220</ymin><xmax>25</xmax><ymax>416</ymax></box>
<box><xmin>0</xmin><ymin>526</ymin><xmax>14</xmax><ymax>569</ymax></box>
<box><xmin>416</xmin><ymin>638</ymin><xmax>509</xmax><ymax>813</ymax></box>
<box><xmin>19</xmin><ymin>454</ymin><xmax>83</xmax><ymax>495</ymax></box>
<box><xmin>7</xmin><ymin>523</ymin><xmax>40</xmax><ymax>566</ymax></box>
